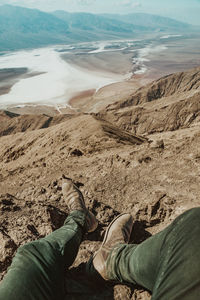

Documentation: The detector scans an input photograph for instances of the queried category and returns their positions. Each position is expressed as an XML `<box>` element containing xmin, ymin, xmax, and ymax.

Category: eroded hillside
<box><xmin>0</xmin><ymin>67</ymin><xmax>200</xmax><ymax>300</ymax></box>
<box><xmin>100</xmin><ymin>67</ymin><xmax>200</xmax><ymax>135</ymax></box>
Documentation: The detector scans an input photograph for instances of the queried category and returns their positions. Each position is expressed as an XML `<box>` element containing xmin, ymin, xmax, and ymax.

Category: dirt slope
<box><xmin>0</xmin><ymin>67</ymin><xmax>200</xmax><ymax>300</ymax></box>
<box><xmin>99</xmin><ymin>67</ymin><xmax>200</xmax><ymax>136</ymax></box>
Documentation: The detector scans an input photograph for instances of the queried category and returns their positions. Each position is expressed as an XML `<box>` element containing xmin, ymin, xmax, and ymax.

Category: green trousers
<box><xmin>0</xmin><ymin>210</ymin><xmax>86</xmax><ymax>300</ymax></box>
<box><xmin>0</xmin><ymin>208</ymin><xmax>200</xmax><ymax>300</ymax></box>
<box><xmin>107</xmin><ymin>207</ymin><xmax>200</xmax><ymax>300</ymax></box>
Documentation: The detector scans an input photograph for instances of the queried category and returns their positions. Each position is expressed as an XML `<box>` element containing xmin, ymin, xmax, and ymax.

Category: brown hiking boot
<box><xmin>62</xmin><ymin>179</ymin><xmax>98</xmax><ymax>232</ymax></box>
<box><xmin>88</xmin><ymin>213</ymin><xmax>133</xmax><ymax>280</ymax></box>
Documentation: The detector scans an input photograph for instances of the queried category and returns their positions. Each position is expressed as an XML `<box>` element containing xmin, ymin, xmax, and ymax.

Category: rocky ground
<box><xmin>0</xmin><ymin>66</ymin><xmax>200</xmax><ymax>299</ymax></box>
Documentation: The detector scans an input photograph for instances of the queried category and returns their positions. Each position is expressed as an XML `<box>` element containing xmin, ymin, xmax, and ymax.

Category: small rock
<box><xmin>27</xmin><ymin>224</ymin><xmax>39</xmax><ymax>236</ymax></box>
<box><xmin>114</xmin><ymin>285</ymin><xmax>132</xmax><ymax>300</ymax></box>
<box><xmin>138</xmin><ymin>156</ymin><xmax>151</xmax><ymax>164</ymax></box>
<box><xmin>0</xmin><ymin>232</ymin><xmax>17</xmax><ymax>272</ymax></box>
<box><xmin>40</xmin><ymin>188</ymin><xmax>46</xmax><ymax>194</ymax></box>
<box><xmin>52</xmin><ymin>180</ymin><xmax>58</xmax><ymax>187</ymax></box>
<box><xmin>70</xmin><ymin>149</ymin><xmax>83</xmax><ymax>157</ymax></box>
<box><xmin>150</xmin><ymin>139</ymin><xmax>164</xmax><ymax>149</ymax></box>
<box><xmin>1</xmin><ymin>199</ymin><xmax>13</xmax><ymax>206</ymax></box>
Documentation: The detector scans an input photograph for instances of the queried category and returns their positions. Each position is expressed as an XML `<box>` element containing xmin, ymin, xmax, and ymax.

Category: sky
<box><xmin>0</xmin><ymin>0</ymin><xmax>200</xmax><ymax>25</ymax></box>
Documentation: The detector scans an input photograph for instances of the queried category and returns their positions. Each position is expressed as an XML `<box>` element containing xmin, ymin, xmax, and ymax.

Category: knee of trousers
<box><xmin>169</xmin><ymin>207</ymin><xmax>200</xmax><ymax>251</ymax></box>
<box><xmin>17</xmin><ymin>241</ymin><xmax>38</xmax><ymax>253</ymax></box>
<box><xmin>17</xmin><ymin>242</ymin><xmax>33</xmax><ymax>254</ymax></box>
<box><xmin>16</xmin><ymin>240</ymin><xmax>47</xmax><ymax>262</ymax></box>
<box><xmin>182</xmin><ymin>207</ymin><xmax>200</xmax><ymax>225</ymax></box>
<box><xmin>8</xmin><ymin>242</ymin><xmax>43</xmax><ymax>275</ymax></box>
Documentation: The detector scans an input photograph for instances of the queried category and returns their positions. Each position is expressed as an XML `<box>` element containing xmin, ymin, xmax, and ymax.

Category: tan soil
<box><xmin>0</xmin><ymin>66</ymin><xmax>200</xmax><ymax>299</ymax></box>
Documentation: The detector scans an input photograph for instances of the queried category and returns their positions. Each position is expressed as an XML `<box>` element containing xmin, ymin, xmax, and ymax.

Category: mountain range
<box><xmin>0</xmin><ymin>4</ymin><xmax>196</xmax><ymax>51</ymax></box>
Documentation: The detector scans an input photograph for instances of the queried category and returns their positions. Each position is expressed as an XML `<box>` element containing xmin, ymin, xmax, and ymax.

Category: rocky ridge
<box><xmin>0</xmin><ymin>110</ymin><xmax>74</xmax><ymax>137</ymax></box>
<box><xmin>0</xmin><ymin>66</ymin><xmax>200</xmax><ymax>299</ymax></box>
<box><xmin>100</xmin><ymin>67</ymin><xmax>200</xmax><ymax>135</ymax></box>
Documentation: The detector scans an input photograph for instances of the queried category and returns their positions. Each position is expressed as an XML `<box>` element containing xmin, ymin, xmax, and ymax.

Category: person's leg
<box><xmin>105</xmin><ymin>208</ymin><xmax>200</xmax><ymax>299</ymax></box>
<box><xmin>105</xmin><ymin>227</ymin><xmax>166</xmax><ymax>291</ymax></box>
<box><xmin>44</xmin><ymin>209</ymin><xmax>87</xmax><ymax>269</ymax></box>
<box><xmin>0</xmin><ymin>179</ymin><xmax>98</xmax><ymax>300</ymax></box>
<box><xmin>0</xmin><ymin>210</ymin><xmax>86</xmax><ymax>300</ymax></box>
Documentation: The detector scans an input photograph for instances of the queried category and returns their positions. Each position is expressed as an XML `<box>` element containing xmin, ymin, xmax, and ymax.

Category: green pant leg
<box><xmin>0</xmin><ymin>210</ymin><xmax>86</xmax><ymax>300</ymax></box>
<box><xmin>44</xmin><ymin>209</ymin><xmax>87</xmax><ymax>269</ymax></box>
<box><xmin>106</xmin><ymin>225</ymin><xmax>169</xmax><ymax>291</ymax></box>
<box><xmin>106</xmin><ymin>208</ymin><xmax>200</xmax><ymax>299</ymax></box>
<box><xmin>152</xmin><ymin>207</ymin><xmax>200</xmax><ymax>300</ymax></box>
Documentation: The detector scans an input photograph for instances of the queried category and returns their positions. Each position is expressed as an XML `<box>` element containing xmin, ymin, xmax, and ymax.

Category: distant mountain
<box><xmin>51</xmin><ymin>10</ymin><xmax>142</xmax><ymax>45</ymax></box>
<box><xmin>52</xmin><ymin>11</ymin><xmax>148</xmax><ymax>32</ymax></box>
<box><xmin>101</xmin><ymin>13</ymin><xmax>192</xmax><ymax>32</ymax></box>
<box><xmin>0</xmin><ymin>5</ymin><xmax>196</xmax><ymax>51</ymax></box>
<box><xmin>0</xmin><ymin>5</ymin><xmax>70</xmax><ymax>51</ymax></box>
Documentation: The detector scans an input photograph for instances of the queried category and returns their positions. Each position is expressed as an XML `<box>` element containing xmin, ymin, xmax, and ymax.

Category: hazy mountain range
<box><xmin>0</xmin><ymin>4</ymin><xmax>196</xmax><ymax>51</ymax></box>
